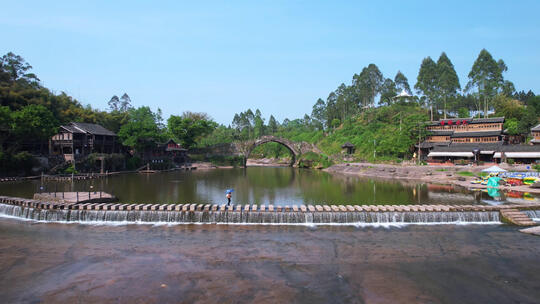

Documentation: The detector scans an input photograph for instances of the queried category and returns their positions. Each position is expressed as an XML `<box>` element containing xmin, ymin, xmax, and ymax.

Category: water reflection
<box><xmin>0</xmin><ymin>167</ymin><xmax>538</xmax><ymax>206</ymax></box>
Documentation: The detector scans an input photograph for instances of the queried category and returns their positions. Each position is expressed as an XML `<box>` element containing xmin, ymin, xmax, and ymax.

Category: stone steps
<box><xmin>500</xmin><ymin>209</ymin><xmax>538</xmax><ymax>227</ymax></box>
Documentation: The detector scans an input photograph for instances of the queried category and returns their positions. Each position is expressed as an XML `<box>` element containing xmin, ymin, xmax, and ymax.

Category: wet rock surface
<box><xmin>0</xmin><ymin>219</ymin><xmax>540</xmax><ymax>303</ymax></box>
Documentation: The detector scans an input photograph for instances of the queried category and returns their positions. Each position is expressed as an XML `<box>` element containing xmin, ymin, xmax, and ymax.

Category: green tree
<box><xmin>504</xmin><ymin>118</ymin><xmax>520</xmax><ymax>135</ymax></box>
<box><xmin>254</xmin><ymin>109</ymin><xmax>265</xmax><ymax>138</ymax></box>
<box><xmin>168</xmin><ymin>112</ymin><xmax>217</xmax><ymax>148</ymax></box>
<box><xmin>415</xmin><ymin>57</ymin><xmax>438</xmax><ymax>120</ymax></box>
<box><xmin>11</xmin><ymin>104</ymin><xmax>57</xmax><ymax>139</ymax></box>
<box><xmin>0</xmin><ymin>52</ymin><xmax>40</xmax><ymax>86</ymax></box>
<box><xmin>436</xmin><ymin>52</ymin><xmax>461</xmax><ymax>119</ymax></box>
<box><xmin>11</xmin><ymin>104</ymin><xmax>58</xmax><ymax>153</ymax></box>
<box><xmin>466</xmin><ymin>49</ymin><xmax>510</xmax><ymax>117</ymax></box>
<box><xmin>0</xmin><ymin>106</ymin><xmax>12</xmax><ymax>149</ymax></box>
<box><xmin>268</xmin><ymin>115</ymin><xmax>279</xmax><ymax>134</ymax></box>
<box><xmin>118</xmin><ymin>106</ymin><xmax>164</xmax><ymax>151</ymax></box>
<box><xmin>311</xmin><ymin>98</ymin><xmax>326</xmax><ymax>130</ymax></box>
<box><xmin>353</xmin><ymin>64</ymin><xmax>384</xmax><ymax>108</ymax></box>
<box><xmin>379</xmin><ymin>78</ymin><xmax>397</xmax><ymax>105</ymax></box>
<box><xmin>457</xmin><ymin>107</ymin><xmax>470</xmax><ymax>118</ymax></box>
<box><xmin>394</xmin><ymin>71</ymin><xmax>411</xmax><ymax>94</ymax></box>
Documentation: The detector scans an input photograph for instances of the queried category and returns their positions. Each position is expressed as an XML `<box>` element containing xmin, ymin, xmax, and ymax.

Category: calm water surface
<box><xmin>0</xmin><ymin>167</ymin><xmax>538</xmax><ymax>206</ymax></box>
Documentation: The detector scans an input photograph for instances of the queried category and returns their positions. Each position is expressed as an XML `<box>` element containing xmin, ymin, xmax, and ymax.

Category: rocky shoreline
<box><xmin>324</xmin><ymin>162</ymin><xmax>540</xmax><ymax>194</ymax></box>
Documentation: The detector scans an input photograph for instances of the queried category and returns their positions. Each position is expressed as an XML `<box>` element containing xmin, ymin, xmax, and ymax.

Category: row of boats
<box><xmin>471</xmin><ymin>172</ymin><xmax>540</xmax><ymax>186</ymax></box>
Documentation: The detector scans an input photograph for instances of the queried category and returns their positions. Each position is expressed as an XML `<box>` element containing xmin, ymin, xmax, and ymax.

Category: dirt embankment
<box><xmin>246</xmin><ymin>158</ymin><xmax>291</xmax><ymax>167</ymax></box>
<box><xmin>324</xmin><ymin>162</ymin><xmax>540</xmax><ymax>194</ymax></box>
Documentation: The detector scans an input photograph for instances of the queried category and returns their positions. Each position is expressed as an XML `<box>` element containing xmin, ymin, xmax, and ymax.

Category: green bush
<box><xmin>208</xmin><ymin>155</ymin><xmax>244</xmax><ymax>167</ymax></box>
<box><xmin>457</xmin><ymin>171</ymin><xmax>475</xmax><ymax>177</ymax></box>
<box><xmin>126</xmin><ymin>156</ymin><xmax>142</xmax><ymax>170</ymax></box>
<box><xmin>63</xmin><ymin>163</ymin><xmax>78</xmax><ymax>174</ymax></box>
<box><xmin>533</xmin><ymin>164</ymin><xmax>540</xmax><ymax>172</ymax></box>
<box><xmin>297</xmin><ymin>152</ymin><xmax>333</xmax><ymax>169</ymax></box>
<box><xmin>0</xmin><ymin>151</ymin><xmax>36</xmax><ymax>176</ymax></box>
<box><xmin>507</xmin><ymin>159</ymin><xmax>515</xmax><ymax>165</ymax></box>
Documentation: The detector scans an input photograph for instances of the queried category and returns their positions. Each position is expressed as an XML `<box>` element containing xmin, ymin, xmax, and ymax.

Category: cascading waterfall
<box><xmin>524</xmin><ymin>210</ymin><xmax>540</xmax><ymax>222</ymax></box>
<box><xmin>0</xmin><ymin>203</ymin><xmax>503</xmax><ymax>225</ymax></box>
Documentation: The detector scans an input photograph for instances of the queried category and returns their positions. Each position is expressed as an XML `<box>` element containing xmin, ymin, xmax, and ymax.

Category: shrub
<box><xmin>63</xmin><ymin>163</ymin><xmax>78</xmax><ymax>174</ymax></box>
<box><xmin>126</xmin><ymin>156</ymin><xmax>142</xmax><ymax>170</ymax></box>
<box><xmin>533</xmin><ymin>164</ymin><xmax>540</xmax><ymax>172</ymax></box>
<box><xmin>457</xmin><ymin>171</ymin><xmax>475</xmax><ymax>177</ymax></box>
<box><xmin>507</xmin><ymin>159</ymin><xmax>515</xmax><ymax>165</ymax></box>
<box><xmin>0</xmin><ymin>151</ymin><xmax>36</xmax><ymax>176</ymax></box>
<box><xmin>297</xmin><ymin>152</ymin><xmax>333</xmax><ymax>169</ymax></box>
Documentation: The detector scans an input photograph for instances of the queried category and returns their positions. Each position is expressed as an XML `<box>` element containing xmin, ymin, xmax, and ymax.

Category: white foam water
<box><xmin>0</xmin><ymin>203</ymin><xmax>504</xmax><ymax>227</ymax></box>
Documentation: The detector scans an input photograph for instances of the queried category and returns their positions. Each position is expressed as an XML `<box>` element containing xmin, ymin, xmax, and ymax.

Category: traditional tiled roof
<box><xmin>425</xmin><ymin>117</ymin><xmax>504</xmax><ymax>126</ymax></box>
<box><xmin>431</xmin><ymin>142</ymin><xmax>540</xmax><ymax>153</ymax></box>
<box><xmin>429</xmin><ymin>130</ymin><xmax>454</xmax><ymax>136</ymax></box>
<box><xmin>341</xmin><ymin>142</ymin><xmax>355</xmax><ymax>148</ymax></box>
<box><xmin>450</xmin><ymin>131</ymin><xmax>501</xmax><ymax>138</ymax></box>
<box><xmin>66</xmin><ymin>122</ymin><xmax>117</xmax><ymax>136</ymax></box>
<box><xmin>60</xmin><ymin>125</ymin><xmax>84</xmax><ymax>134</ymax></box>
<box><xmin>531</xmin><ymin>124</ymin><xmax>540</xmax><ymax>132</ymax></box>
<box><xmin>469</xmin><ymin>117</ymin><xmax>505</xmax><ymax>124</ymax></box>
<box><xmin>431</xmin><ymin>143</ymin><xmax>503</xmax><ymax>152</ymax></box>
<box><xmin>415</xmin><ymin>141</ymin><xmax>450</xmax><ymax>149</ymax></box>
<box><xmin>499</xmin><ymin>145</ymin><xmax>540</xmax><ymax>152</ymax></box>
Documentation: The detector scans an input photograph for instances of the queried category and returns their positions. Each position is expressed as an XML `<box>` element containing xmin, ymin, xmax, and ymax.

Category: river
<box><xmin>0</xmin><ymin>167</ymin><xmax>537</xmax><ymax>206</ymax></box>
<box><xmin>0</xmin><ymin>217</ymin><xmax>539</xmax><ymax>303</ymax></box>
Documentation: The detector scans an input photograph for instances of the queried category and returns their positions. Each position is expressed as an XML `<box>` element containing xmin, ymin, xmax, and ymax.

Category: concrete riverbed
<box><xmin>0</xmin><ymin>218</ymin><xmax>539</xmax><ymax>303</ymax></box>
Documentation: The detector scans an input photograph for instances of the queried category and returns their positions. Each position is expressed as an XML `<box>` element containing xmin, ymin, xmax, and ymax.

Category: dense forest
<box><xmin>1</xmin><ymin>49</ymin><xmax>539</xmax><ymax>174</ymax></box>
<box><xmin>0</xmin><ymin>52</ymin><xmax>216</xmax><ymax>174</ymax></box>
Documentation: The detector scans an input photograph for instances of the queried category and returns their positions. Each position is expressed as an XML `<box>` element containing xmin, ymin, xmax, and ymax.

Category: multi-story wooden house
<box><xmin>49</xmin><ymin>122</ymin><xmax>119</xmax><ymax>162</ymax></box>
<box><xmin>419</xmin><ymin>117</ymin><xmax>540</xmax><ymax>164</ymax></box>
<box><xmin>417</xmin><ymin>117</ymin><xmax>504</xmax><ymax>160</ymax></box>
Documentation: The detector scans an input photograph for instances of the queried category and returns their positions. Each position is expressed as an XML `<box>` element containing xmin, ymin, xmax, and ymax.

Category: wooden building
<box><xmin>50</xmin><ymin>122</ymin><xmax>119</xmax><ymax>162</ymax></box>
<box><xmin>531</xmin><ymin>124</ymin><xmax>540</xmax><ymax>145</ymax></box>
<box><xmin>140</xmin><ymin>139</ymin><xmax>188</xmax><ymax>167</ymax></box>
<box><xmin>416</xmin><ymin>117</ymin><xmax>505</xmax><ymax>161</ymax></box>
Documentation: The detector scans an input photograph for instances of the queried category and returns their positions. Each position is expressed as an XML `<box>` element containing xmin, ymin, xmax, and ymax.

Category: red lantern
<box><xmin>440</xmin><ymin>121</ymin><xmax>445</xmax><ymax>125</ymax></box>
<box><xmin>448</xmin><ymin>120</ymin><xmax>453</xmax><ymax>125</ymax></box>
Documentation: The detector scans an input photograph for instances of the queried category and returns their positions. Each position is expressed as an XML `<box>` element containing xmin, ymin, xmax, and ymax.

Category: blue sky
<box><xmin>1</xmin><ymin>1</ymin><xmax>539</xmax><ymax>124</ymax></box>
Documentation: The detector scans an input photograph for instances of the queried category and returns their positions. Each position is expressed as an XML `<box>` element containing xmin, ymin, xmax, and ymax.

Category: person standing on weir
<box><xmin>226</xmin><ymin>189</ymin><xmax>234</xmax><ymax>206</ymax></box>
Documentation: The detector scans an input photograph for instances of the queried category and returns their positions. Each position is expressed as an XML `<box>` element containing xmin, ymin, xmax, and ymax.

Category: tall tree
<box><xmin>108</xmin><ymin>95</ymin><xmax>120</xmax><ymax>112</ymax></box>
<box><xmin>311</xmin><ymin>98</ymin><xmax>326</xmax><ymax>130</ymax></box>
<box><xmin>119</xmin><ymin>93</ymin><xmax>132</xmax><ymax>112</ymax></box>
<box><xmin>394</xmin><ymin>71</ymin><xmax>411</xmax><ymax>94</ymax></box>
<box><xmin>353</xmin><ymin>64</ymin><xmax>384</xmax><ymax>108</ymax></box>
<box><xmin>415</xmin><ymin>57</ymin><xmax>438</xmax><ymax>120</ymax></box>
<box><xmin>0</xmin><ymin>52</ymin><xmax>40</xmax><ymax>86</ymax></box>
<box><xmin>268</xmin><ymin>115</ymin><xmax>278</xmax><ymax>134</ymax></box>
<box><xmin>466</xmin><ymin>49</ymin><xmax>510</xmax><ymax>117</ymax></box>
<box><xmin>436</xmin><ymin>52</ymin><xmax>460</xmax><ymax>119</ymax></box>
<box><xmin>254</xmin><ymin>109</ymin><xmax>265</xmax><ymax>137</ymax></box>
<box><xmin>325</xmin><ymin>92</ymin><xmax>339</xmax><ymax>128</ymax></box>
<box><xmin>379</xmin><ymin>78</ymin><xmax>397</xmax><ymax>105</ymax></box>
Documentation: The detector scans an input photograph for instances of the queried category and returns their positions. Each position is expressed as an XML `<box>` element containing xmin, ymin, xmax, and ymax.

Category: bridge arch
<box><xmin>244</xmin><ymin>136</ymin><xmax>299</xmax><ymax>167</ymax></box>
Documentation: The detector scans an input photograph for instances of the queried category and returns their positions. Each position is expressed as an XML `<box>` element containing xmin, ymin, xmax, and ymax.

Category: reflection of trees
<box><xmin>298</xmin><ymin>172</ymin><xmax>413</xmax><ymax>205</ymax></box>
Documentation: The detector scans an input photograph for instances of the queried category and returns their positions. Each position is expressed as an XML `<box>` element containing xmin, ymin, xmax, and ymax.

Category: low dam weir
<box><xmin>1</xmin><ymin>196</ymin><xmax>539</xmax><ymax>226</ymax></box>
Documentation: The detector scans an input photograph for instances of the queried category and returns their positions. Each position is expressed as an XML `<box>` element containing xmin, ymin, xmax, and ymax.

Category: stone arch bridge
<box><xmin>236</xmin><ymin>135</ymin><xmax>322</xmax><ymax>167</ymax></box>
<box><xmin>191</xmin><ymin>136</ymin><xmax>321</xmax><ymax>167</ymax></box>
